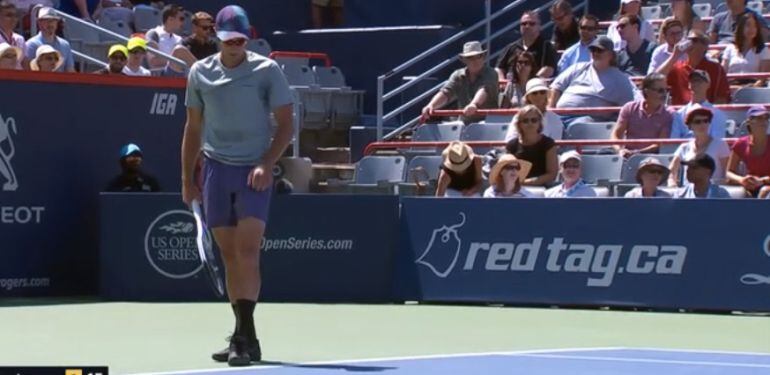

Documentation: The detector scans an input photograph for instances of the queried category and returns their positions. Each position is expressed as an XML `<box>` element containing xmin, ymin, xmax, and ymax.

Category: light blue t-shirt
<box><xmin>670</xmin><ymin>101</ymin><xmax>727</xmax><ymax>139</ymax></box>
<box><xmin>556</xmin><ymin>39</ymin><xmax>592</xmax><ymax>76</ymax></box>
<box><xmin>551</xmin><ymin>62</ymin><xmax>636</xmax><ymax>109</ymax></box>
<box><xmin>675</xmin><ymin>183</ymin><xmax>731</xmax><ymax>199</ymax></box>
<box><xmin>25</xmin><ymin>33</ymin><xmax>75</xmax><ymax>72</ymax></box>
<box><xmin>185</xmin><ymin>51</ymin><xmax>294</xmax><ymax>165</ymax></box>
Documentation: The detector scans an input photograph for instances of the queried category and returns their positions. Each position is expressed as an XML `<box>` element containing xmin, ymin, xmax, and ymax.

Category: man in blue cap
<box><xmin>105</xmin><ymin>143</ymin><xmax>160</xmax><ymax>192</ymax></box>
<box><xmin>180</xmin><ymin>4</ymin><xmax>294</xmax><ymax>367</ymax></box>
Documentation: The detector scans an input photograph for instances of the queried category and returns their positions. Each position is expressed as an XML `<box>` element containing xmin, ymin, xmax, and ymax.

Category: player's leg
<box><xmin>226</xmin><ymin>185</ymin><xmax>272</xmax><ymax>364</ymax></box>
<box><xmin>202</xmin><ymin>157</ymin><xmax>256</xmax><ymax>365</ymax></box>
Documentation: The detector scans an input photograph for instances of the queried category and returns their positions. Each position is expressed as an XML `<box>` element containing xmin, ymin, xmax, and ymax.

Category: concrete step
<box><xmin>314</xmin><ymin>147</ymin><xmax>350</xmax><ymax>164</ymax></box>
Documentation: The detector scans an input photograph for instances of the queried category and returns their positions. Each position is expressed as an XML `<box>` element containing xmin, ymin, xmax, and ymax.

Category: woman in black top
<box><xmin>505</xmin><ymin>104</ymin><xmax>558</xmax><ymax>186</ymax></box>
<box><xmin>436</xmin><ymin>141</ymin><xmax>483</xmax><ymax>197</ymax></box>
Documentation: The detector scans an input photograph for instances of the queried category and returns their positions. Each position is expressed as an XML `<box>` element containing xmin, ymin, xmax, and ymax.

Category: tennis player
<box><xmin>181</xmin><ymin>5</ymin><xmax>294</xmax><ymax>366</ymax></box>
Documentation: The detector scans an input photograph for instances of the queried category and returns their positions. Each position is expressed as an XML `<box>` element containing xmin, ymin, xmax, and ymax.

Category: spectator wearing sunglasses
<box><xmin>668</xmin><ymin>105</ymin><xmax>730</xmax><ymax>187</ymax></box>
<box><xmin>505</xmin><ymin>104</ymin><xmax>558</xmax><ymax>186</ymax></box>
<box><xmin>556</xmin><ymin>14</ymin><xmax>598</xmax><ymax>75</ymax></box>
<box><xmin>649</xmin><ymin>18</ymin><xmax>687</xmax><ymax>74</ymax></box>
<box><xmin>25</xmin><ymin>7</ymin><xmax>74</xmax><ymax>72</ymax></box>
<box><xmin>624</xmin><ymin>158</ymin><xmax>672</xmax><ymax>198</ymax></box>
<box><xmin>484</xmin><ymin>154</ymin><xmax>536</xmax><ymax>198</ymax></box>
<box><xmin>123</xmin><ymin>37</ymin><xmax>151</xmax><ymax>76</ymax></box>
<box><xmin>146</xmin><ymin>4</ymin><xmax>184</xmax><ymax>68</ymax></box>
<box><xmin>182</xmin><ymin>12</ymin><xmax>219</xmax><ymax>60</ymax></box>
<box><xmin>545</xmin><ymin>151</ymin><xmax>597</xmax><ymax>198</ymax></box>
<box><xmin>29</xmin><ymin>44</ymin><xmax>62</xmax><ymax>72</ymax></box>
<box><xmin>612</xmin><ymin>73</ymin><xmax>674</xmax><ymax>159</ymax></box>
<box><xmin>0</xmin><ymin>42</ymin><xmax>21</xmax><ymax>70</ymax></box>
<box><xmin>497</xmin><ymin>10</ymin><xmax>558</xmax><ymax>80</ymax></box>
<box><xmin>421</xmin><ymin>41</ymin><xmax>498</xmax><ymax>124</ymax></box>
<box><xmin>95</xmin><ymin>44</ymin><xmax>127</xmax><ymax>74</ymax></box>
<box><xmin>505</xmin><ymin>78</ymin><xmax>563</xmax><ymax>141</ymax></box>
<box><xmin>0</xmin><ymin>1</ymin><xmax>25</xmax><ymax>68</ymax></box>
<box><xmin>549</xmin><ymin>1</ymin><xmax>578</xmax><ymax>51</ymax></box>
<box><xmin>616</xmin><ymin>14</ymin><xmax>658</xmax><ymax>76</ymax></box>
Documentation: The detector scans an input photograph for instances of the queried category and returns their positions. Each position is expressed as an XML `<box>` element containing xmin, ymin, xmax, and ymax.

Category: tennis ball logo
<box><xmin>739</xmin><ymin>234</ymin><xmax>770</xmax><ymax>286</ymax></box>
<box><xmin>415</xmin><ymin>213</ymin><xmax>466</xmax><ymax>278</ymax></box>
<box><xmin>145</xmin><ymin>210</ymin><xmax>203</xmax><ymax>279</ymax></box>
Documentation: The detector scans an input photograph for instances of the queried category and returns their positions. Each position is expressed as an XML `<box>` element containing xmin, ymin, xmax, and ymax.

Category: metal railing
<box><xmin>30</xmin><ymin>5</ymin><xmax>187</xmax><ymax>68</ymax></box>
<box><xmin>375</xmin><ymin>0</ymin><xmax>586</xmax><ymax>141</ymax></box>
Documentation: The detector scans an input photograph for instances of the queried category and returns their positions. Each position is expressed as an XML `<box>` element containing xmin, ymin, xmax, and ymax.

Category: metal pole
<box><xmin>292</xmin><ymin>101</ymin><xmax>301</xmax><ymax>157</ymax></box>
<box><xmin>485</xmin><ymin>0</ymin><xmax>491</xmax><ymax>53</ymax></box>
<box><xmin>72</xmin><ymin>50</ymin><xmax>107</xmax><ymax>67</ymax></box>
<box><xmin>376</xmin><ymin>76</ymin><xmax>384</xmax><ymax>141</ymax></box>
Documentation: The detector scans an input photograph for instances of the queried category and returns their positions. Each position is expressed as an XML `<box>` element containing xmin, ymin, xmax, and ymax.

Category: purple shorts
<box><xmin>202</xmin><ymin>157</ymin><xmax>272</xmax><ymax>228</ymax></box>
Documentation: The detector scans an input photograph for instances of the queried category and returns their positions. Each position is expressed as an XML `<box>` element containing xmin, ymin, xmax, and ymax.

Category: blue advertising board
<box><xmin>99</xmin><ymin>193</ymin><xmax>398</xmax><ymax>302</ymax></box>
<box><xmin>0</xmin><ymin>76</ymin><xmax>186</xmax><ymax>297</ymax></box>
<box><xmin>396</xmin><ymin>198</ymin><xmax>770</xmax><ymax>312</ymax></box>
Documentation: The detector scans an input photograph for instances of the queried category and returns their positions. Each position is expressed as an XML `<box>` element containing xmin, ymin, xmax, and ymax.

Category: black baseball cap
<box><xmin>683</xmin><ymin>153</ymin><xmax>716</xmax><ymax>172</ymax></box>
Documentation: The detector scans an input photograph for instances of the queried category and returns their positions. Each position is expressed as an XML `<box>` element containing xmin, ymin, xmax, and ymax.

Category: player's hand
<box><xmin>182</xmin><ymin>181</ymin><xmax>201</xmax><ymax>207</ymax></box>
<box><xmin>248</xmin><ymin>164</ymin><xmax>273</xmax><ymax>191</ymax></box>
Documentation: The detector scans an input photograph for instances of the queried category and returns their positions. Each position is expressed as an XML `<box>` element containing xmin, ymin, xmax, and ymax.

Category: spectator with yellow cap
<box><xmin>123</xmin><ymin>37</ymin><xmax>151</xmax><ymax>76</ymax></box>
<box><xmin>95</xmin><ymin>44</ymin><xmax>128</xmax><ymax>75</ymax></box>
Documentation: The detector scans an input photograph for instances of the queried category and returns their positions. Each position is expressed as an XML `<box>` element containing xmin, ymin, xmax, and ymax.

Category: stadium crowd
<box><xmin>421</xmin><ymin>0</ymin><xmax>770</xmax><ymax>199</ymax></box>
<box><xmin>0</xmin><ymin>1</ymin><xmax>218</xmax><ymax>75</ymax></box>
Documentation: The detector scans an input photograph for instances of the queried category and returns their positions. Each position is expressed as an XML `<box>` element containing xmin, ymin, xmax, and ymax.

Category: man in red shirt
<box><xmin>655</xmin><ymin>30</ymin><xmax>730</xmax><ymax>105</ymax></box>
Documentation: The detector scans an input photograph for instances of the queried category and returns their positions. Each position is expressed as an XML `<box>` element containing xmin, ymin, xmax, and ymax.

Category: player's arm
<box><xmin>181</xmin><ymin>106</ymin><xmax>203</xmax><ymax>205</ymax></box>
<box><xmin>262</xmin><ymin>104</ymin><xmax>294</xmax><ymax>168</ymax></box>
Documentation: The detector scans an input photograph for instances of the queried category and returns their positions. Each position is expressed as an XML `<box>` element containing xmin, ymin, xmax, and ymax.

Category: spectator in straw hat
<box><xmin>505</xmin><ymin>78</ymin><xmax>563</xmax><ymax>141</ymax></box>
<box><xmin>421</xmin><ymin>41</ymin><xmax>499</xmax><ymax>125</ymax></box>
<box><xmin>25</xmin><ymin>7</ymin><xmax>74</xmax><ymax>72</ymax></box>
<box><xmin>624</xmin><ymin>157</ymin><xmax>672</xmax><ymax>197</ymax></box>
<box><xmin>545</xmin><ymin>151</ymin><xmax>597</xmax><ymax>197</ymax></box>
<box><xmin>484</xmin><ymin>154</ymin><xmax>536</xmax><ymax>198</ymax></box>
<box><xmin>29</xmin><ymin>44</ymin><xmax>62</xmax><ymax>72</ymax></box>
<box><xmin>0</xmin><ymin>42</ymin><xmax>22</xmax><ymax>70</ymax></box>
<box><xmin>436</xmin><ymin>141</ymin><xmax>483</xmax><ymax>197</ymax></box>
<box><xmin>95</xmin><ymin>44</ymin><xmax>128</xmax><ymax>74</ymax></box>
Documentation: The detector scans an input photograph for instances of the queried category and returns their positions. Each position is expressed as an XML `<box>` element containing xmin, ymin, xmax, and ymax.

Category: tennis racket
<box><xmin>191</xmin><ymin>199</ymin><xmax>226</xmax><ymax>297</ymax></box>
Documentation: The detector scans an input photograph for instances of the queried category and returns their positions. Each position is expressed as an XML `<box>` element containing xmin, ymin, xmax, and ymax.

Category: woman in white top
<box><xmin>721</xmin><ymin>11</ymin><xmax>770</xmax><ymax>85</ymax></box>
<box><xmin>505</xmin><ymin>78</ymin><xmax>563</xmax><ymax>141</ymax></box>
<box><xmin>668</xmin><ymin>105</ymin><xmax>730</xmax><ymax>186</ymax></box>
<box><xmin>483</xmin><ymin>154</ymin><xmax>535</xmax><ymax>198</ymax></box>
<box><xmin>625</xmin><ymin>157</ymin><xmax>672</xmax><ymax>198</ymax></box>
<box><xmin>503</xmin><ymin>51</ymin><xmax>537</xmax><ymax>108</ymax></box>
<box><xmin>607</xmin><ymin>0</ymin><xmax>656</xmax><ymax>49</ymax></box>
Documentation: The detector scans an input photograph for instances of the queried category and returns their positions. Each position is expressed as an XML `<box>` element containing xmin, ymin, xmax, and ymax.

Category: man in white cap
<box><xmin>0</xmin><ymin>1</ymin><xmax>25</xmax><ymax>68</ymax></box>
<box><xmin>505</xmin><ymin>78</ymin><xmax>563</xmax><ymax>141</ymax></box>
<box><xmin>181</xmin><ymin>4</ymin><xmax>294</xmax><ymax>367</ymax></box>
<box><xmin>545</xmin><ymin>151</ymin><xmax>597</xmax><ymax>197</ymax></box>
<box><xmin>24</xmin><ymin>7</ymin><xmax>74</xmax><ymax>72</ymax></box>
<box><xmin>421</xmin><ymin>40</ymin><xmax>499</xmax><ymax>124</ymax></box>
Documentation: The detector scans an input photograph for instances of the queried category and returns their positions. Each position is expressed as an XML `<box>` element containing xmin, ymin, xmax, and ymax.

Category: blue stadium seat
<box><xmin>460</xmin><ymin>123</ymin><xmax>508</xmax><ymax>154</ymax></box>
<box><xmin>579</xmin><ymin>154</ymin><xmax>623</xmax><ymax>184</ymax></box>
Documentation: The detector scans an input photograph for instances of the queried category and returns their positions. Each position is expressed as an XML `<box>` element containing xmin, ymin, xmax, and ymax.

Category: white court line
<box><xmin>129</xmin><ymin>346</ymin><xmax>623</xmax><ymax>375</ymax></box>
<box><xmin>508</xmin><ymin>353</ymin><xmax>770</xmax><ymax>369</ymax></box>
<box><xmin>629</xmin><ymin>347</ymin><xmax>770</xmax><ymax>357</ymax></box>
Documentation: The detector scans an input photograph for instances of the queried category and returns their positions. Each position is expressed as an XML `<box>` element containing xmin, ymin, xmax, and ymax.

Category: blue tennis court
<box><xmin>143</xmin><ymin>348</ymin><xmax>770</xmax><ymax>375</ymax></box>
